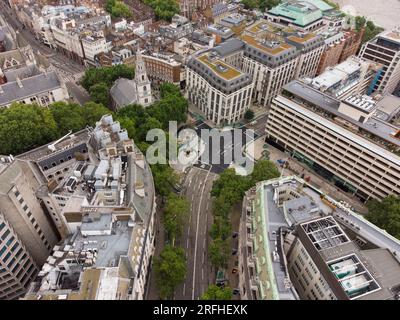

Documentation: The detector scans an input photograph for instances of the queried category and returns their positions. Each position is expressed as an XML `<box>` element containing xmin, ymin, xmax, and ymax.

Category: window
<box><xmin>1</xmin><ymin>230</ymin><xmax>10</xmax><ymax>240</ymax></box>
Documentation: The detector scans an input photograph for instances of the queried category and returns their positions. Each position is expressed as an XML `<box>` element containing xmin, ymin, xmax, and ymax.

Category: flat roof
<box><xmin>197</xmin><ymin>53</ymin><xmax>242</xmax><ymax>80</ymax></box>
<box><xmin>283</xmin><ymin>80</ymin><xmax>400</xmax><ymax>150</ymax></box>
<box><xmin>241</xmin><ymin>34</ymin><xmax>294</xmax><ymax>55</ymax></box>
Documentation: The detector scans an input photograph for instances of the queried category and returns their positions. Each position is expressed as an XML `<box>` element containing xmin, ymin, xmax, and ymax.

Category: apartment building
<box><xmin>17</xmin><ymin>114</ymin><xmax>156</xmax><ymax>300</ymax></box>
<box><xmin>239</xmin><ymin>176</ymin><xmax>400</xmax><ymax>300</ymax></box>
<box><xmin>308</xmin><ymin>56</ymin><xmax>381</xmax><ymax>99</ymax></box>
<box><xmin>0</xmin><ymin>157</ymin><xmax>62</xmax><ymax>300</ymax></box>
<box><xmin>159</xmin><ymin>14</ymin><xmax>193</xmax><ymax>40</ymax></box>
<box><xmin>142</xmin><ymin>52</ymin><xmax>182</xmax><ymax>87</ymax></box>
<box><xmin>186</xmin><ymin>50</ymin><xmax>253</xmax><ymax>125</ymax></box>
<box><xmin>81</xmin><ymin>33</ymin><xmax>112</xmax><ymax>65</ymax></box>
<box><xmin>266</xmin><ymin>80</ymin><xmax>400</xmax><ymax>202</ymax></box>
<box><xmin>359</xmin><ymin>28</ymin><xmax>400</xmax><ymax>95</ymax></box>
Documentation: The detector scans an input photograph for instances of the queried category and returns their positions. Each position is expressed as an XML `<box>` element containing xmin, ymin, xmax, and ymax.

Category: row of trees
<box><xmin>153</xmin><ymin>191</ymin><xmax>190</xmax><ymax>299</ymax></box>
<box><xmin>0</xmin><ymin>102</ymin><xmax>109</xmax><ymax>155</ymax></box>
<box><xmin>143</xmin><ymin>0</ymin><xmax>180</xmax><ymax>21</ymax></box>
<box><xmin>81</xmin><ymin>64</ymin><xmax>135</xmax><ymax>108</ymax></box>
<box><xmin>105</xmin><ymin>0</ymin><xmax>132</xmax><ymax>18</ymax></box>
<box><xmin>209</xmin><ymin>161</ymin><xmax>280</xmax><ymax>270</ymax></box>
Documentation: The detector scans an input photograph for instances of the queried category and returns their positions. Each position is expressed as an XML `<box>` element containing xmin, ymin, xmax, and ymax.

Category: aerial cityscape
<box><xmin>1</xmin><ymin>0</ymin><xmax>400</xmax><ymax>303</ymax></box>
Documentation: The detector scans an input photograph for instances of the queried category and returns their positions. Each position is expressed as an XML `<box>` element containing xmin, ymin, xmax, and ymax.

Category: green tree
<box><xmin>143</xmin><ymin>0</ymin><xmax>180</xmax><ymax>21</ymax></box>
<box><xmin>209</xmin><ymin>238</ymin><xmax>230</xmax><ymax>269</ymax></box>
<box><xmin>151</xmin><ymin>164</ymin><xmax>179</xmax><ymax>197</ymax></box>
<box><xmin>106</xmin><ymin>0</ymin><xmax>132</xmax><ymax>18</ymax></box>
<box><xmin>367</xmin><ymin>195</ymin><xmax>400</xmax><ymax>239</ymax></box>
<box><xmin>81</xmin><ymin>101</ymin><xmax>110</xmax><ymax>127</ymax></box>
<box><xmin>0</xmin><ymin>103</ymin><xmax>58</xmax><ymax>155</ymax></box>
<box><xmin>241</xmin><ymin>0</ymin><xmax>258</xmax><ymax>10</ymax></box>
<box><xmin>200</xmin><ymin>285</ymin><xmax>232</xmax><ymax>300</ymax></box>
<box><xmin>163</xmin><ymin>194</ymin><xmax>190</xmax><ymax>242</ymax></box>
<box><xmin>211</xmin><ymin>168</ymin><xmax>250</xmax><ymax>204</ymax></box>
<box><xmin>89</xmin><ymin>82</ymin><xmax>110</xmax><ymax>107</ymax></box>
<box><xmin>154</xmin><ymin>245</ymin><xmax>187</xmax><ymax>299</ymax></box>
<box><xmin>244</xmin><ymin>109</ymin><xmax>255</xmax><ymax>121</ymax></box>
<box><xmin>250</xmin><ymin>159</ymin><xmax>280</xmax><ymax>185</ymax></box>
<box><xmin>355</xmin><ymin>16</ymin><xmax>366</xmax><ymax>31</ymax></box>
<box><xmin>81</xmin><ymin>65</ymin><xmax>135</xmax><ymax>92</ymax></box>
<box><xmin>50</xmin><ymin>102</ymin><xmax>86</xmax><ymax>135</ymax></box>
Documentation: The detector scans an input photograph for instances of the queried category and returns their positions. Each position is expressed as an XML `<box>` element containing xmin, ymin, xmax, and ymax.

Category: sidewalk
<box><xmin>266</xmin><ymin>143</ymin><xmax>368</xmax><ymax>215</ymax></box>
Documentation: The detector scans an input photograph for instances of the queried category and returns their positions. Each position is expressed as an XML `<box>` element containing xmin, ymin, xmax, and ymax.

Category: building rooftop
<box><xmin>267</xmin><ymin>1</ymin><xmax>323</xmax><ymax>27</ymax></box>
<box><xmin>197</xmin><ymin>52</ymin><xmax>242</xmax><ymax>81</ymax></box>
<box><xmin>22</xmin><ymin>114</ymin><xmax>155</xmax><ymax>300</ymax></box>
<box><xmin>0</xmin><ymin>71</ymin><xmax>62</xmax><ymax>107</ymax></box>
<box><xmin>282</xmin><ymin>80</ymin><xmax>400</xmax><ymax>152</ymax></box>
<box><xmin>242</xmin><ymin>34</ymin><xmax>294</xmax><ymax>56</ymax></box>
<box><xmin>251</xmin><ymin>176</ymin><xmax>400</xmax><ymax>300</ymax></box>
<box><xmin>109</xmin><ymin>78</ymin><xmax>137</xmax><ymax>108</ymax></box>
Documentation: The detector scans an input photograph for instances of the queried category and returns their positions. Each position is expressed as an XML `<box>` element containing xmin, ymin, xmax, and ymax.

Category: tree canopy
<box><xmin>200</xmin><ymin>285</ymin><xmax>232</xmax><ymax>300</ymax></box>
<box><xmin>0</xmin><ymin>102</ymin><xmax>109</xmax><ymax>155</ymax></box>
<box><xmin>143</xmin><ymin>0</ymin><xmax>180</xmax><ymax>21</ymax></box>
<box><xmin>367</xmin><ymin>195</ymin><xmax>400</xmax><ymax>240</ymax></box>
<box><xmin>0</xmin><ymin>103</ymin><xmax>58</xmax><ymax>155</ymax></box>
<box><xmin>244</xmin><ymin>109</ymin><xmax>255</xmax><ymax>121</ymax></box>
<box><xmin>241</xmin><ymin>0</ymin><xmax>281</xmax><ymax>11</ymax></box>
<box><xmin>154</xmin><ymin>245</ymin><xmax>187</xmax><ymax>299</ymax></box>
<box><xmin>355</xmin><ymin>16</ymin><xmax>384</xmax><ymax>44</ymax></box>
<box><xmin>163</xmin><ymin>193</ymin><xmax>190</xmax><ymax>241</ymax></box>
<box><xmin>81</xmin><ymin>64</ymin><xmax>135</xmax><ymax>97</ymax></box>
<box><xmin>106</xmin><ymin>0</ymin><xmax>132</xmax><ymax>18</ymax></box>
<box><xmin>209</xmin><ymin>160</ymin><xmax>280</xmax><ymax>268</ymax></box>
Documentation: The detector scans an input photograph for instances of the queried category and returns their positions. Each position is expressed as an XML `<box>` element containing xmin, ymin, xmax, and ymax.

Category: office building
<box><xmin>308</xmin><ymin>56</ymin><xmax>381</xmax><ymax>99</ymax></box>
<box><xmin>186</xmin><ymin>49</ymin><xmax>254</xmax><ymax>125</ymax></box>
<box><xmin>359</xmin><ymin>28</ymin><xmax>400</xmax><ymax>95</ymax></box>
<box><xmin>0</xmin><ymin>157</ymin><xmax>61</xmax><ymax>300</ymax></box>
<box><xmin>20</xmin><ymin>114</ymin><xmax>156</xmax><ymax>300</ymax></box>
<box><xmin>266</xmin><ymin>80</ymin><xmax>400</xmax><ymax>202</ymax></box>
<box><xmin>239</xmin><ymin>176</ymin><xmax>400</xmax><ymax>300</ymax></box>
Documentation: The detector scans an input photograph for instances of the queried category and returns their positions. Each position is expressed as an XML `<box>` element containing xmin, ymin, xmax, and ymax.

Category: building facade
<box><xmin>359</xmin><ymin>28</ymin><xmax>400</xmax><ymax>95</ymax></box>
<box><xmin>239</xmin><ymin>176</ymin><xmax>400</xmax><ymax>300</ymax></box>
<box><xmin>186</xmin><ymin>50</ymin><xmax>253</xmax><ymax>125</ymax></box>
<box><xmin>266</xmin><ymin>80</ymin><xmax>400</xmax><ymax>202</ymax></box>
<box><xmin>19</xmin><ymin>114</ymin><xmax>156</xmax><ymax>300</ymax></box>
<box><xmin>0</xmin><ymin>158</ymin><xmax>61</xmax><ymax>300</ymax></box>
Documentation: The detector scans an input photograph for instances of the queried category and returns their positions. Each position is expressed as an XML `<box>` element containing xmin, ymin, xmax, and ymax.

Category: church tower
<box><xmin>134</xmin><ymin>49</ymin><xmax>153</xmax><ymax>107</ymax></box>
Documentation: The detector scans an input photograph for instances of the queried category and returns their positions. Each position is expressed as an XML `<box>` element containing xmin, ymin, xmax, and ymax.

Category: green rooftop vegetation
<box><xmin>198</xmin><ymin>54</ymin><xmax>242</xmax><ymax>81</ymax></box>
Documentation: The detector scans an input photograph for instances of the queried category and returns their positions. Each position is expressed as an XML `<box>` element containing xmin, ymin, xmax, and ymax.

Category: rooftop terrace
<box><xmin>197</xmin><ymin>52</ymin><xmax>242</xmax><ymax>80</ymax></box>
<box><xmin>241</xmin><ymin>34</ymin><xmax>293</xmax><ymax>55</ymax></box>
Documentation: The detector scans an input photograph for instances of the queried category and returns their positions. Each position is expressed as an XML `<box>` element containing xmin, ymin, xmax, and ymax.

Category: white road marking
<box><xmin>192</xmin><ymin>167</ymin><xmax>211</xmax><ymax>300</ymax></box>
<box><xmin>183</xmin><ymin>283</ymin><xmax>186</xmax><ymax>296</ymax></box>
<box><xmin>201</xmin><ymin>268</ymin><xmax>204</xmax><ymax>280</ymax></box>
<box><xmin>186</xmin><ymin>238</ymin><xmax>189</xmax><ymax>249</ymax></box>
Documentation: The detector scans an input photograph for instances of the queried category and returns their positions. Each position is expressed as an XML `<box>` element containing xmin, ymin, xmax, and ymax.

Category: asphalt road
<box><xmin>191</xmin><ymin>120</ymin><xmax>257</xmax><ymax>174</ymax></box>
<box><xmin>174</xmin><ymin>166</ymin><xmax>218</xmax><ymax>300</ymax></box>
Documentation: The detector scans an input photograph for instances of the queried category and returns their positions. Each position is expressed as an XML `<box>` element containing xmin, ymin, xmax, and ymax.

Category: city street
<box><xmin>174</xmin><ymin>166</ymin><xmax>218</xmax><ymax>300</ymax></box>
